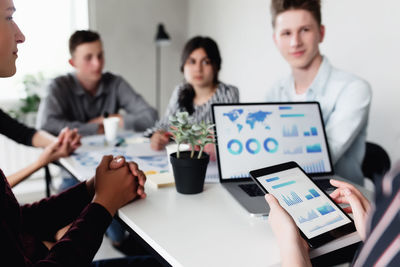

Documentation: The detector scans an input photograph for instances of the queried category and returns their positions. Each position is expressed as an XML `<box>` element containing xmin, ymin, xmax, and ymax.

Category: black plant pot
<box><xmin>170</xmin><ymin>151</ymin><xmax>210</xmax><ymax>194</ymax></box>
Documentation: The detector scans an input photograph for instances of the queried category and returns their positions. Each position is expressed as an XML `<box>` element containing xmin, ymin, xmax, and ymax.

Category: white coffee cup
<box><xmin>166</xmin><ymin>143</ymin><xmax>190</xmax><ymax>173</ymax></box>
<box><xmin>103</xmin><ymin>117</ymin><xmax>120</xmax><ymax>143</ymax></box>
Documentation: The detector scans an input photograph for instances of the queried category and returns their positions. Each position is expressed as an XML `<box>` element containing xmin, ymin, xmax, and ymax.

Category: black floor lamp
<box><xmin>155</xmin><ymin>23</ymin><xmax>170</xmax><ymax>113</ymax></box>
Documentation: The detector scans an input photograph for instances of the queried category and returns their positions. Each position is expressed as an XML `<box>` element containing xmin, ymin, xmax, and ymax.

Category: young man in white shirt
<box><xmin>266</xmin><ymin>0</ymin><xmax>372</xmax><ymax>185</ymax></box>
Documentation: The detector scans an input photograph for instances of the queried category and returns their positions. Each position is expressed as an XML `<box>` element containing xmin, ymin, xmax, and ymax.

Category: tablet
<box><xmin>249</xmin><ymin>161</ymin><xmax>356</xmax><ymax>248</ymax></box>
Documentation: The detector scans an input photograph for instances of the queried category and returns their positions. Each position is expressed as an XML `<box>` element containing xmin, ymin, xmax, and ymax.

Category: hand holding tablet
<box><xmin>250</xmin><ymin>161</ymin><xmax>356</xmax><ymax>248</ymax></box>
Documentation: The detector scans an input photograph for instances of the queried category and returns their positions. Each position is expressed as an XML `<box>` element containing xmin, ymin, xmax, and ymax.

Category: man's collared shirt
<box><xmin>37</xmin><ymin>72</ymin><xmax>158</xmax><ymax>136</ymax></box>
<box><xmin>266</xmin><ymin>56</ymin><xmax>372</xmax><ymax>185</ymax></box>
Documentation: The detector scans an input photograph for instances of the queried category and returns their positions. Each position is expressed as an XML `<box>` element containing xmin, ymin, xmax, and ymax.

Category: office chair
<box><xmin>362</xmin><ymin>142</ymin><xmax>391</xmax><ymax>183</ymax></box>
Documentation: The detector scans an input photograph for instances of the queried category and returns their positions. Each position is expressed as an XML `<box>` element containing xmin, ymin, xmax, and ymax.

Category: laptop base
<box><xmin>223</xmin><ymin>181</ymin><xmax>270</xmax><ymax>217</ymax></box>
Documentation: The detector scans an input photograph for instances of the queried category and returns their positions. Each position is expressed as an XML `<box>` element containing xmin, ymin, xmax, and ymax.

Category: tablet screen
<box><xmin>255</xmin><ymin>166</ymin><xmax>351</xmax><ymax>239</ymax></box>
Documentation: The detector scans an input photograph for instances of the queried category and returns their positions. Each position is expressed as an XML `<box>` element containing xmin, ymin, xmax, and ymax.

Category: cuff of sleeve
<box><xmin>81</xmin><ymin>202</ymin><xmax>113</xmax><ymax>229</ymax></box>
<box><xmin>78</xmin><ymin>123</ymin><xmax>99</xmax><ymax>136</ymax></box>
<box><xmin>51</xmin><ymin>181</ymin><xmax>92</xmax><ymax>211</ymax></box>
<box><xmin>27</xmin><ymin>128</ymin><xmax>38</xmax><ymax>146</ymax></box>
<box><xmin>67</xmin><ymin>202</ymin><xmax>113</xmax><ymax>242</ymax></box>
<box><xmin>80</xmin><ymin>181</ymin><xmax>93</xmax><ymax>203</ymax></box>
<box><xmin>124</xmin><ymin>111</ymin><xmax>157</xmax><ymax>132</ymax></box>
<box><xmin>122</xmin><ymin>114</ymin><xmax>136</xmax><ymax>130</ymax></box>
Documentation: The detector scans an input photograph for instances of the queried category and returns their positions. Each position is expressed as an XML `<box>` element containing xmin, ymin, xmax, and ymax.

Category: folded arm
<box><xmin>117</xmin><ymin>78</ymin><xmax>158</xmax><ymax>131</ymax></box>
<box><xmin>20</xmin><ymin>181</ymin><xmax>94</xmax><ymax>241</ymax></box>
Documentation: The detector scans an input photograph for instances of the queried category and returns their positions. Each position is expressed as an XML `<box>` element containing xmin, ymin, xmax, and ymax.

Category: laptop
<box><xmin>211</xmin><ymin>102</ymin><xmax>340</xmax><ymax>216</ymax></box>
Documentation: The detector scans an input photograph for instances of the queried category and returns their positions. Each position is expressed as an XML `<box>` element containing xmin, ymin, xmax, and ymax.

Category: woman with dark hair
<box><xmin>146</xmin><ymin>36</ymin><xmax>239</xmax><ymax>154</ymax></box>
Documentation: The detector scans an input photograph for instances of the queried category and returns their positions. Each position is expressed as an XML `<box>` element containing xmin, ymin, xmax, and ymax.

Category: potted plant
<box><xmin>9</xmin><ymin>73</ymin><xmax>44</xmax><ymax>127</ymax></box>
<box><xmin>168</xmin><ymin>112</ymin><xmax>215</xmax><ymax>194</ymax></box>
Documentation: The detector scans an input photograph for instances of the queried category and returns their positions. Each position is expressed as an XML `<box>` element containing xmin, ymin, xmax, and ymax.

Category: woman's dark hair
<box><xmin>178</xmin><ymin>36</ymin><xmax>222</xmax><ymax>114</ymax></box>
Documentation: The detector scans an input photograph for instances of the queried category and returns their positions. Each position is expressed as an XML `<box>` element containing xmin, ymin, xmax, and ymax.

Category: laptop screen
<box><xmin>212</xmin><ymin>102</ymin><xmax>334</xmax><ymax>181</ymax></box>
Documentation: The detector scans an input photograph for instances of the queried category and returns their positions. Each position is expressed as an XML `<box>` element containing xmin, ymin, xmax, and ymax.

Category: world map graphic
<box><xmin>223</xmin><ymin>109</ymin><xmax>272</xmax><ymax>132</ymax></box>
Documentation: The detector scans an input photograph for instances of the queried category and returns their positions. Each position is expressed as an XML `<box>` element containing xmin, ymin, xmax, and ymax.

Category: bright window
<box><xmin>0</xmin><ymin>0</ymin><xmax>88</xmax><ymax>103</ymax></box>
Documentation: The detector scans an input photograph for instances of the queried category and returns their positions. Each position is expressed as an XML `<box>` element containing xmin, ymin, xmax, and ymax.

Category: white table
<box><xmin>60</xmin><ymin>134</ymin><xmax>369</xmax><ymax>267</ymax></box>
<box><xmin>117</xmin><ymin>183</ymin><xmax>362</xmax><ymax>267</ymax></box>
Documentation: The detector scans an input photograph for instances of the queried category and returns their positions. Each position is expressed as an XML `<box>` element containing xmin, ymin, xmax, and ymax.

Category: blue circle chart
<box><xmin>227</xmin><ymin>139</ymin><xmax>243</xmax><ymax>155</ymax></box>
<box><xmin>264</xmin><ymin>138</ymin><xmax>279</xmax><ymax>153</ymax></box>
<box><xmin>246</xmin><ymin>138</ymin><xmax>261</xmax><ymax>154</ymax></box>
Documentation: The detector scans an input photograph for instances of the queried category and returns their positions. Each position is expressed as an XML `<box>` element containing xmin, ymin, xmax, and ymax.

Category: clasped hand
<box><xmin>38</xmin><ymin>127</ymin><xmax>81</xmax><ymax>166</ymax></box>
<box><xmin>47</xmin><ymin>155</ymin><xmax>146</xmax><ymax>249</ymax></box>
<box><xmin>90</xmin><ymin>155</ymin><xmax>147</xmax><ymax>216</ymax></box>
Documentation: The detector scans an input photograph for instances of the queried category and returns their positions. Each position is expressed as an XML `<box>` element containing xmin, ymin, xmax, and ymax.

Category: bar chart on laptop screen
<box><xmin>214</xmin><ymin>104</ymin><xmax>332</xmax><ymax>179</ymax></box>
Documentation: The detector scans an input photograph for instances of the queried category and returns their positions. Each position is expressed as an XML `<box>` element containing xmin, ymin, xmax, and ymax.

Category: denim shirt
<box><xmin>266</xmin><ymin>56</ymin><xmax>372</xmax><ymax>185</ymax></box>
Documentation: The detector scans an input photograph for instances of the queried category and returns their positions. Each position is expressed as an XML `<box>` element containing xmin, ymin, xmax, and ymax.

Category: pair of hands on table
<box><xmin>38</xmin><ymin>127</ymin><xmax>81</xmax><ymax>166</ymax></box>
<box><xmin>7</xmin><ymin>127</ymin><xmax>82</xmax><ymax>188</ymax></box>
<box><xmin>45</xmin><ymin>155</ymin><xmax>146</xmax><ymax>249</ymax></box>
<box><xmin>265</xmin><ymin>179</ymin><xmax>371</xmax><ymax>267</ymax></box>
<box><xmin>88</xmin><ymin>155</ymin><xmax>147</xmax><ymax>216</ymax></box>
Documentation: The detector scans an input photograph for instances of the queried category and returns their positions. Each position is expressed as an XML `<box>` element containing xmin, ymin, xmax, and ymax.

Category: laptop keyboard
<box><xmin>314</xmin><ymin>178</ymin><xmax>336</xmax><ymax>192</ymax></box>
<box><xmin>239</xmin><ymin>183</ymin><xmax>264</xmax><ymax>197</ymax></box>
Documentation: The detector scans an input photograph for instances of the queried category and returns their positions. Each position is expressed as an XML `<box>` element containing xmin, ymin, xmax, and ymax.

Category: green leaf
<box><xmin>191</xmin><ymin>124</ymin><xmax>202</xmax><ymax>131</ymax></box>
<box><xmin>168</xmin><ymin>112</ymin><xmax>215</xmax><ymax>159</ymax></box>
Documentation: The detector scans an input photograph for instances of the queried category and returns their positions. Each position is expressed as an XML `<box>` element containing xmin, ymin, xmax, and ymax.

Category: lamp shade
<box><xmin>155</xmin><ymin>23</ymin><xmax>170</xmax><ymax>46</ymax></box>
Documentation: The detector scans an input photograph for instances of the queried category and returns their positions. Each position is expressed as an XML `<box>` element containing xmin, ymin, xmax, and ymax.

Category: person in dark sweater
<box><xmin>0</xmin><ymin>1</ymin><xmax>159</xmax><ymax>265</ymax></box>
<box><xmin>1</xmin><ymin>154</ymin><xmax>157</xmax><ymax>266</ymax></box>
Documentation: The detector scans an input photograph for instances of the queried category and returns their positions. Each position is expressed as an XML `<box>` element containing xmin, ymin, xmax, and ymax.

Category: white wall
<box><xmin>187</xmin><ymin>0</ymin><xmax>400</xmax><ymax>162</ymax></box>
<box><xmin>90</xmin><ymin>0</ymin><xmax>400</xmax><ymax>162</ymax></box>
<box><xmin>0</xmin><ymin>0</ymin><xmax>88</xmax><ymax>102</ymax></box>
<box><xmin>88</xmin><ymin>0</ymin><xmax>188</xmax><ymax>115</ymax></box>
